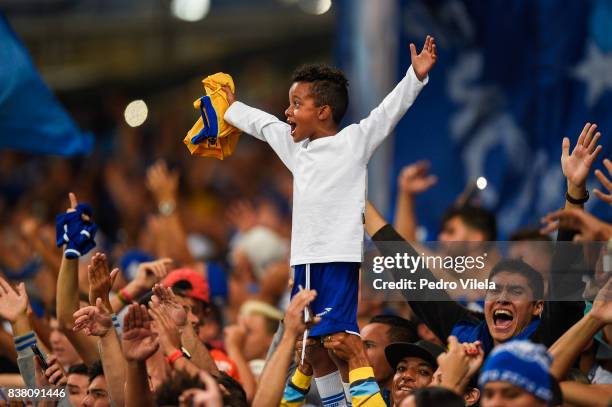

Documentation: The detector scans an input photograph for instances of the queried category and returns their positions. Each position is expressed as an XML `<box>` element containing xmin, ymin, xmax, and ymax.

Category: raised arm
<box><xmin>151</xmin><ymin>284</ymin><xmax>219</xmax><ymax>374</ymax></box>
<box><xmin>561</xmin><ymin>123</ymin><xmax>603</xmax><ymax>209</ymax></box>
<box><xmin>393</xmin><ymin>161</ymin><xmax>437</xmax><ymax>241</ymax></box>
<box><xmin>83</xmin><ymin>253</ymin><xmax>126</xmax><ymax>407</ymax></box>
<box><xmin>223</xmin><ymin>324</ymin><xmax>257</xmax><ymax>403</ymax></box>
<box><xmin>252</xmin><ymin>289</ymin><xmax>317</xmax><ymax>407</ymax></box>
<box><xmin>549</xmin><ymin>278</ymin><xmax>612</xmax><ymax>380</ymax></box>
<box><xmin>55</xmin><ymin>193</ymin><xmax>99</xmax><ymax>366</ymax></box>
<box><xmin>223</xmin><ymin>87</ymin><xmax>298</xmax><ymax>172</ymax></box>
<box><xmin>122</xmin><ymin>304</ymin><xmax>158</xmax><ymax>407</ymax></box>
<box><xmin>346</xmin><ymin>36</ymin><xmax>436</xmax><ymax>164</ymax></box>
<box><xmin>365</xmin><ymin>201</ymin><xmax>474</xmax><ymax>341</ymax></box>
<box><xmin>146</xmin><ymin>160</ymin><xmax>195</xmax><ymax>266</ymax></box>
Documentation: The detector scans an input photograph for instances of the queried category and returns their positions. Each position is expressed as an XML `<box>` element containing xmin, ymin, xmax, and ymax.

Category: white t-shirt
<box><xmin>225</xmin><ymin>66</ymin><xmax>428</xmax><ymax>266</ymax></box>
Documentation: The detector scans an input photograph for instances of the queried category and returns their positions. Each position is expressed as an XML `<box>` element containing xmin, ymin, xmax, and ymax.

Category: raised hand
<box><xmin>122</xmin><ymin>304</ymin><xmax>159</xmax><ymax>362</ymax></box>
<box><xmin>224</xmin><ymin>324</ymin><xmax>247</xmax><ymax>351</ymax></box>
<box><xmin>398</xmin><ymin>160</ymin><xmax>438</xmax><ymax>195</ymax></box>
<box><xmin>594</xmin><ymin>158</ymin><xmax>612</xmax><ymax>205</ymax></box>
<box><xmin>410</xmin><ymin>35</ymin><xmax>437</xmax><ymax>81</ymax></box>
<box><xmin>226</xmin><ymin>200</ymin><xmax>258</xmax><ymax>233</ymax></box>
<box><xmin>73</xmin><ymin>298</ymin><xmax>113</xmax><ymax>337</ymax></box>
<box><xmin>66</xmin><ymin>192</ymin><xmax>90</xmax><ymax>221</ymax></box>
<box><xmin>540</xmin><ymin>208</ymin><xmax>612</xmax><ymax>241</ymax></box>
<box><xmin>151</xmin><ymin>284</ymin><xmax>187</xmax><ymax>328</ymax></box>
<box><xmin>132</xmin><ymin>258</ymin><xmax>173</xmax><ymax>293</ymax></box>
<box><xmin>35</xmin><ymin>354</ymin><xmax>68</xmax><ymax>387</ymax></box>
<box><xmin>146</xmin><ymin>160</ymin><xmax>179</xmax><ymax>205</ymax></box>
<box><xmin>178</xmin><ymin>370</ymin><xmax>223</xmax><ymax>407</ymax></box>
<box><xmin>561</xmin><ymin>123</ymin><xmax>603</xmax><ymax>196</ymax></box>
<box><xmin>88</xmin><ymin>253</ymin><xmax>119</xmax><ymax>312</ymax></box>
<box><xmin>148</xmin><ymin>301</ymin><xmax>182</xmax><ymax>356</ymax></box>
<box><xmin>0</xmin><ymin>277</ymin><xmax>28</xmax><ymax>323</ymax></box>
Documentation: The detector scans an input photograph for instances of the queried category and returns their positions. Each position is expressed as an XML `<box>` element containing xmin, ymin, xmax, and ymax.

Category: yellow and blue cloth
<box><xmin>280</xmin><ymin>367</ymin><xmax>387</xmax><ymax>407</ymax></box>
<box><xmin>184</xmin><ymin>72</ymin><xmax>241</xmax><ymax>160</ymax></box>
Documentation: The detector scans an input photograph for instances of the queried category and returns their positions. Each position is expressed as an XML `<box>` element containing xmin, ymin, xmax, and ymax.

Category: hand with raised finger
<box><xmin>66</xmin><ymin>192</ymin><xmax>90</xmax><ymax>222</ymax></box>
<box><xmin>73</xmin><ymin>298</ymin><xmax>113</xmax><ymax>337</ymax></box>
<box><xmin>561</xmin><ymin>123</ymin><xmax>603</xmax><ymax>198</ymax></box>
<box><xmin>88</xmin><ymin>252</ymin><xmax>119</xmax><ymax>312</ymax></box>
<box><xmin>0</xmin><ymin>278</ymin><xmax>28</xmax><ymax>323</ymax></box>
<box><xmin>594</xmin><ymin>158</ymin><xmax>612</xmax><ymax>205</ymax></box>
<box><xmin>122</xmin><ymin>304</ymin><xmax>159</xmax><ymax>362</ymax></box>
<box><xmin>410</xmin><ymin>35</ymin><xmax>438</xmax><ymax>81</ymax></box>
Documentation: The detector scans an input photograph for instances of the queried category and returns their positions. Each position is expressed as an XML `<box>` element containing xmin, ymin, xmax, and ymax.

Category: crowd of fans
<box><xmin>1</xmin><ymin>70</ymin><xmax>612</xmax><ymax>407</ymax></box>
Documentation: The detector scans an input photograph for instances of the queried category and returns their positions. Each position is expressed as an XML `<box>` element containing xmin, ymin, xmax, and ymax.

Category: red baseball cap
<box><xmin>162</xmin><ymin>268</ymin><xmax>210</xmax><ymax>304</ymax></box>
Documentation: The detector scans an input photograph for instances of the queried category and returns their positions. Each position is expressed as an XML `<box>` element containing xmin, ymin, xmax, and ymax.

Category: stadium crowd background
<box><xmin>0</xmin><ymin>0</ymin><xmax>612</xmax><ymax>406</ymax></box>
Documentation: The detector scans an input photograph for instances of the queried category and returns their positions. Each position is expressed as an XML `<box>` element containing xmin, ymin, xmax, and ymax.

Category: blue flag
<box><xmin>387</xmin><ymin>0</ymin><xmax>612</xmax><ymax>238</ymax></box>
<box><xmin>0</xmin><ymin>14</ymin><xmax>93</xmax><ymax>156</ymax></box>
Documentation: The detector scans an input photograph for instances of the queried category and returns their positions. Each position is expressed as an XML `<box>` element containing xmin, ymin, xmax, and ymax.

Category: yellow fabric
<box><xmin>349</xmin><ymin>366</ymin><xmax>376</xmax><ymax>383</ymax></box>
<box><xmin>184</xmin><ymin>72</ymin><xmax>241</xmax><ymax>160</ymax></box>
<box><xmin>349</xmin><ymin>367</ymin><xmax>387</xmax><ymax>407</ymax></box>
<box><xmin>280</xmin><ymin>368</ymin><xmax>312</xmax><ymax>407</ymax></box>
<box><xmin>290</xmin><ymin>369</ymin><xmax>312</xmax><ymax>390</ymax></box>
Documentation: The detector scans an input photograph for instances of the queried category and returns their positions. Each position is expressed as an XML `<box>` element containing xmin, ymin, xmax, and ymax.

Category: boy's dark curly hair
<box><xmin>291</xmin><ymin>64</ymin><xmax>349</xmax><ymax>125</ymax></box>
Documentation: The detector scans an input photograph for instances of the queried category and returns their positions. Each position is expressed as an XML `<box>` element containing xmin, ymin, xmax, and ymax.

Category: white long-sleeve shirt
<box><xmin>225</xmin><ymin>66</ymin><xmax>428</xmax><ymax>266</ymax></box>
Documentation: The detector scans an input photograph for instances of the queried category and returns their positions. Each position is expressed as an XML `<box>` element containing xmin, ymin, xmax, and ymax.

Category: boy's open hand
<box><xmin>411</xmin><ymin>35</ymin><xmax>437</xmax><ymax>81</ymax></box>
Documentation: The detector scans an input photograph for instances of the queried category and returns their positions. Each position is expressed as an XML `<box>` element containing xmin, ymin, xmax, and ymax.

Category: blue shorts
<box><xmin>290</xmin><ymin>262</ymin><xmax>360</xmax><ymax>337</ymax></box>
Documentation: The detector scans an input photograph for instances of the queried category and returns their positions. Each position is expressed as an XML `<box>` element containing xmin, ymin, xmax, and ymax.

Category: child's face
<box><xmin>285</xmin><ymin>81</ymin><xmax>321</xmax><ymax>142</ymax></box>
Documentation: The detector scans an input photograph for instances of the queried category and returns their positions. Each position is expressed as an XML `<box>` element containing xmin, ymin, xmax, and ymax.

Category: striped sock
<box><xmin>315</xmin><ymin>371</ymin><xmax>347</xmax><ymax>407</ymax></box>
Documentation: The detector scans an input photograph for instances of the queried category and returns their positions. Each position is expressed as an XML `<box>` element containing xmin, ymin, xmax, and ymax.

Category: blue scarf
<box><xmin>451</xmin><ymin>317</ymin><xmax>541</xmax><ymax>354</ymax></box>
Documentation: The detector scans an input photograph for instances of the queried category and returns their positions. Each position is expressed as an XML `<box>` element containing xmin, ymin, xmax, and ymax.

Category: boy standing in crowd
<box><xmin>222</xmin><ymin>36</ymin><xmax>437</xmax><ymax>405</ymax></box>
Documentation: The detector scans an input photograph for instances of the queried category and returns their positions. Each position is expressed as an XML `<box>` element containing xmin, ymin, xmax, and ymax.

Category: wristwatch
<box><xmin>158</xmin><ymin>201</ymin><xmax>176</xmax><ymax>216</ymax></box>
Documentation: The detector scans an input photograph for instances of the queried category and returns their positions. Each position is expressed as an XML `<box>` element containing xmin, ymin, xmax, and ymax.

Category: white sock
<box><xmin>342</xmin><ymin>382</ymin><xmax>352</xmax><ymax>406</ymax></box>
<box><xmin>315</xmin><ymin>370</ymin><xmax>347</xmax><ymax>407</ymax></box>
